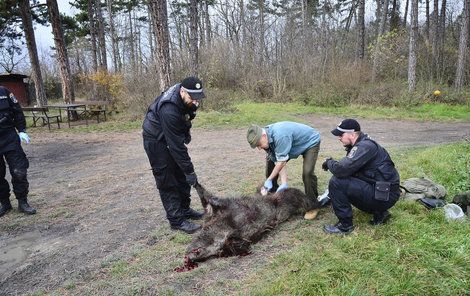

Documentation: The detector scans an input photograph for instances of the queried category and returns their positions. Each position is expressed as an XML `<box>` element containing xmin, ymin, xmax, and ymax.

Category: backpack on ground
<box><xmin>400</xmin><ymin>177</ymin><xmax>447</xmax><ymax>201</ymax></box>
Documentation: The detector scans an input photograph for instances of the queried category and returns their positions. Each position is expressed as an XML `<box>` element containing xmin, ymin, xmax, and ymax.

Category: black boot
<box><xmin>18</xmin><ymin>198</ymin><xmax>37</xmax><ymax>215</ymax></box>
<box><xmin>369</xmin><ymin>211</ymin><xmax>391</xmax><ymax>225</ymax></box>
<box><xmin>171</xmin><ymin>220</ymin><xmax>201</xmax><ymax>234</ymax></box>
<box><xmin>0</xmin><ymin>200</ymin><xmax>13</xmax><ymax>217</ymax></box>
<box><xmin>323</xmin><ymin>222</ymin><xmax>355</xmax><ymax>234</ymax></box>
<box><xmin>185</xmin><ymin>208</ymin><xmax>204</xmax><ymax>220</ymax></box>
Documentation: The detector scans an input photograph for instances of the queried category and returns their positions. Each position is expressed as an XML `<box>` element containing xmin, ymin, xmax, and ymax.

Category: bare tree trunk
<box><xmin>88</xmin><ymin>0</ymin><xmax>98</xmax><ymax>72</ymax></box>
<box><xmin>431</xmin><ymin>0</ymin><xmax>439</xmax><ymax>75</ymax></box>
<box><xmin>259</xmin><ymin>1</ymin><xmax>266</xmax><ymax>67</ymax></box>
<box><xmin>425</xmin><ymin>0</ymin><xmax>430</xmax><ymax>40</ymax></box>
<box><xmin>408</xmin><ymin>0</ymin><xmax>418</xmax><ymax>92</ymax></box>
<box><xmin>128</xmin><ymin>9</ymin><xmax>136</xmax><ymax>72</ymax></box>
<box><xmin>390</xmin><ymin>0</ymin><xmax>399</xmax><ymax>31</ymax></box>
<box><xmin>147</xmin><ymin>2</ymin><xmax>157</xmax><ymax>69</ymax></box>
<box><xmin>375</xmin><ymin>0</ymin><xmax>382</xmax><ymax>38</ymax></box>
<box><xmin>96</xmin><ymin>0</ymin><xmax>107</xmax><ymax>71</ymax></box>
<box><xmin>404</xmin><ymin>0</ymin><xmax>410</xmax><ymax>26</ymax></box>
<box><xmin>18</xmin><ymin>0</ymin><xmax>47</xmax><ymax>106</ymax></box>
<box><xmin>199</xmin><ymin>1</ymin><xmax>205</xmax><ymax>47</ymax></box>
<box><xmin>189</xmin><ymin>0</ymin><xmax>199</xmax><ymax>76</ymax></box>
<box><xmin>372</xmin><ymin>0</ymin><xmax>390</xmax><ymax>81</ymax></box>
<box><xmin>75</xmin><ymin>45</ymin><xmax>83</xmax><ymax>73</ymax></box>
<box><xmin>455</xmin><ymin>0</ymin><xmax>469</xmax><ymax>89</ymax></box>
<box><xmin>380</xmin><ymin>0</ymin><xmax>390</xmax><ymax>34</ymax></box>
<box><xmin>150</xmin><ymin>0</ymin><xmax>171</xmax><ymax>91</ymax></box>
<box><xmin>437</xmin><ymin>0</ymin><xmax>447</xmax><ymax>77</ymax></box>
<box><xmin>356</xmin><ymin>0</ymin><xmax>365</xmax><ymax>60</ymax></box>
<box><xmin>240</xmin><ymin>0</ymin><xmax>245</xmax><ymax>45</ymax></box>
<box><xmin>46</xmin><ymin>0</ymin><xmax>75</xmax><ymax>103</ymax></box>
<box><xmin>137</xmin><ymin>30</ymin><xmax>142</xmax><ymax>75</ymax></box>
<box><xmin>344</xmin><ymin>1</ymin><xmax>356</xmax><ymax>32</ymax></box>
<box><xmin>205</xmin><ymin>0</ymin><xmax>212</xmax><ymax>47</ymax></box>
<box><xmin>301</xmin><ymin>0</ymin><xmax>306</xmax><ymax>41</ymax></box>
<box><xmin>107</xmin><ymin>0</ymin><xmax>119</xmax><ymax>72</ymax></box>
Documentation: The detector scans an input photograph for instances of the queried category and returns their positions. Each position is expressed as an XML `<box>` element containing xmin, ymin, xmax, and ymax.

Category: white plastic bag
<box><xmin>443</xmin><ymin>204</ymin><xmax>466</xmax><ymax>221</ymax></box>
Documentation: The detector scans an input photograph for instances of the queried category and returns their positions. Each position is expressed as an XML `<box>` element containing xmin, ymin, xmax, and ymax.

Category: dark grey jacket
<box><xmin>326</xmin><ymin>132</ymin><xmax>400</xmax><ymax>186</ymax></box>
<box><xmin>0</xmin><ymin>86</ymin><xmax>26</xmax><ymax>132</ymax></box>
<box><xmin>142</xmin><ymin>84</ymin><xmax>196</xmax><ymax>175</ymax></box>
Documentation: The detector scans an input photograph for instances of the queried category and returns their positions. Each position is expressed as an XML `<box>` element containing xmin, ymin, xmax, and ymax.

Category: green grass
<box><xmin>54</xmin><ymin>142</ymin><xmax>469</xmax><ymax>296</ymax></box>
<box><xmin>194</xmin><ymin>102</ymin><xmax>470</xmax><ymax>128</ymax></box>
<box><xmin>395</xmin><ymin>142</ymin><xmax>470</xmax><ymax>197</ymax></box>
<box><xmin>28</xmin><ymin>102</ymin><xmax>468</xmax><ymax>133</ymax></box>
<box><xmin>23</xmin><ymin>103</ymin><xmax>468</xmax><ymax>295</ymax></box>
<box><xmin>238</xmin><ymin>141</ymin><xmax>469</xmax><ymax>296</ymax></box>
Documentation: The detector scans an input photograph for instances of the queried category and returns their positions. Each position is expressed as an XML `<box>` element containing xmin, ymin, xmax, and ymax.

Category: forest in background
<box><xmin>0</xmin><ymin>0</ymin><xmax>469</xmax><ymax>117</ymax></box>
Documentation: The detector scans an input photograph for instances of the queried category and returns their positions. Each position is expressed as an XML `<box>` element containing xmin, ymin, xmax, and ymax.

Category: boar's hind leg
<box><xmin>194</xmin><ymin>181</ymin><xmax>213</xmax><ymax>210</ymax></box>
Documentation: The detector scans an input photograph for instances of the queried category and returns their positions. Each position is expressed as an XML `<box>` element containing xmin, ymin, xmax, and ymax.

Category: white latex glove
<box><xmin>19</xmin><ymin>132</ymin><xmax>30</xmax><ymax>144</ymax></box>
<box><xmin>276</xmin><ymin>183</ymin><xmax>288</xmax><ymax>193</ymax></box>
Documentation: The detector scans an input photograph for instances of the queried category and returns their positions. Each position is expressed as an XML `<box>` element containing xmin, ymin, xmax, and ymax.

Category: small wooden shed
<box><xmin>0</xmin><ymin>73</ymin><xmax>30</xmax><ymax>106</ymax></box>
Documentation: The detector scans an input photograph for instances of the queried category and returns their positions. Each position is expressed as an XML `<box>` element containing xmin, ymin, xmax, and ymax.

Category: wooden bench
<box><xmin>22</xmin><ymin>107</ymin><xmax>61</xmax><ymax>130</ymax></box>
<box><xmin>74</xmin><ymin>101</ymin><xmax>111</xmax><ymax>123</ymax></box>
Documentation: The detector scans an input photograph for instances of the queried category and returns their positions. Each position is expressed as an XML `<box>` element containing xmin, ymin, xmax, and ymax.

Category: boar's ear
<box><xmin>208</xmin><ymin>196</ymin><xmax>228</xmax><ymax>211</ymax></box>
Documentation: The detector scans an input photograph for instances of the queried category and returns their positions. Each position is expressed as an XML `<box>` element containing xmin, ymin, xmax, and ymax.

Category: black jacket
<box><xmin>142</xmin><ymin>83</ymin><xmax>196</xmax><ymax>175</ymax></box>
<box><xmin>326</xmin><ymin>132</ymin><xmax>400</xmax><ymax>185</ymax></box>
<box><xmin>0</xmin><ymin>86</ymin><xmax>26</xmax><ymax>132</ymax></box>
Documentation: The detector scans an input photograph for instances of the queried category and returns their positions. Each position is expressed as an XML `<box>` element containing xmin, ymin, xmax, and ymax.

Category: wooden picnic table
<box><xmin>46</xmin><ymin>103</ymin><xmax>88</xmax><ymax>127</ymax></box>
<box><xmin>74</xmin><ymin>100</ymin><xmax>111</xmax><ymax>122</ymax></box>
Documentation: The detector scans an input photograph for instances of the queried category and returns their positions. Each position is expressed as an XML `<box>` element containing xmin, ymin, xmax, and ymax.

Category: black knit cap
<box><xmin>181</xmin><ymin>76</ymin><xmax>205</xmax><ymax>100</ymax></box>
<box><xmin>331</xmin><ymin>119</ymin><xmax>361</xmax><ymax>136</ymax></box>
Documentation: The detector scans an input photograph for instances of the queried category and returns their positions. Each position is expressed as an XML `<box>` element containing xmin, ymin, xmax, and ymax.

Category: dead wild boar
<box><xmin>187</xmin><ymin>182</ymin><xmax>316</xmax><ymax>263</ymax></box>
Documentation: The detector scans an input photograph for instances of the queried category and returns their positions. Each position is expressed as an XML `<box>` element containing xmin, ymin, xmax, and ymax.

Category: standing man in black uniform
<box><xmin>142</xmin><ymin>77</ymin><xmax>205</xmax><ymax>234</ymax></box>
<box><xmin>322</xmin><ymin>119</ymin><xmax>400</xmax><ymax>234</ymax></box>
<box><xmin>0</xmin><ymin>86</ymin><xmax>36</xmax><ymax>217</ymax></box>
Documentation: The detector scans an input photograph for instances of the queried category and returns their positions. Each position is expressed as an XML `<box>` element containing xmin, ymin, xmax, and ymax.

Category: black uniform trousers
<box><xmin>143</xmin><ymin>137</ymin><xmax>191</xmax><ymax>226</ymax></box>
<box><xmin>328</xmin><ymin>176</ymin><xmax>399</xmax><ymax>227</ymax></box>
<box><xmin>0</xmin><ymin>130</ymin><xmax>29</xmax><ymax>203</ymax></box>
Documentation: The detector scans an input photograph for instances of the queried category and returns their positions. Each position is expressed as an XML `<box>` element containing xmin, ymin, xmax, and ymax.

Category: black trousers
<box><xmin>328</xmin><ymin>176</ymin><xmax>400</xmax><ymax>226</ymax></box>
<box><xmin>266</xmin><ymin>144</ymin><xmax>320</xmax><ymax>200</ymax></box>
<box><xmin>143</xmin><ymin>137</ymin><xmax>191</xmax><ymax>226</ymax></box>
<box><xmin>0</xmin><ymin>146</ymin><xmax>29</xmax><ymax>203</ymax></box>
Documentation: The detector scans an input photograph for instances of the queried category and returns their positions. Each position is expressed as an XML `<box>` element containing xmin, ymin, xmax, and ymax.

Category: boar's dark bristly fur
<box><xmin>188</xmin><ymin>182</ymin><xmax>315</xmax><ymax>262</ymax></box>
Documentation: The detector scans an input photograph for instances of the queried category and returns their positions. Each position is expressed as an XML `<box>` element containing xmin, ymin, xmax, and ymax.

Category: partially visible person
<box><xmin>247</xmin><ymin>121</ymin><xmax>321</xmax><ymax>204</ymax></box>
<box><xmin>322</xmin><ymin>119</ymin><xmax>400</xmax><ymax>234</ymax></box>
<box><xmin>0</xmin><ymin>86</ymin><xmax>36</xmax><ymax>217</ymax></box>
<box><xmin>142</xmin><ymin>77</ymin><xmax>205</xmax><ymax>234</ymax></box>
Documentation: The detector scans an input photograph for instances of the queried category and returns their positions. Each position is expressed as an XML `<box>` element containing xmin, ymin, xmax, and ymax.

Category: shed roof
<box><xmin>0</xmin><ymin>73</ymin><xmax>29</xmax><ymax>79</ymax></box>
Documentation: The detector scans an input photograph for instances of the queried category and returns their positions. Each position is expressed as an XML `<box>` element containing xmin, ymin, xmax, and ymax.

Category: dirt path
<box><xmin>0</xmin><ymin>116</ymin><xmax>469</xmax><ymax>295</ymax></box>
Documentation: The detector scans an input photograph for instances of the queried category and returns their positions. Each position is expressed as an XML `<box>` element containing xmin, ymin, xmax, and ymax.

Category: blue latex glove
<box><xmin>276</xmin><ymin>183</ymin><xmax>288</xmax><ymax>192</ymax></box>
<box><xmin>263</xmin><ymin>179</ymin><xmax>273</xmax><ymax>190</ymax></box>
<box><xmin>19</xmin><ymin>132</ymin><xmax>30</xmax><ymax>144</ymax></box>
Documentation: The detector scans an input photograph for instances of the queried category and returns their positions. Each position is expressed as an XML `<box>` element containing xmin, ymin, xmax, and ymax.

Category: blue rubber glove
<box><xmin>276</xmin><ymin>183</ymin><xmax>288</xmax><ymax>192</ymax></box>
<box><xmin>19</xmin><ymin>132</ymin><xmax>30</xmax><ymax>144</ymax></box>
<box><xmin>263</xmin><ymin>179</ymin><xmax>273</xmax><ymax>191</ymax></box>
